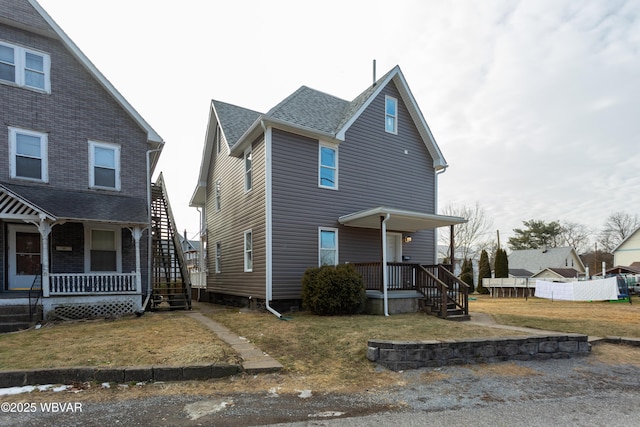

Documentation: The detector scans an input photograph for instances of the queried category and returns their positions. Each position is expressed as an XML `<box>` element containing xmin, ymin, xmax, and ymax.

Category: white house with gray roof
<box><xmin>190</xmin><ymin>66</ymin><xmax>467</xmax><ymax>317</ymax></box>
<box><xmin>508</xmin><ymin>247</ymin><xmax>586</xmax><ymax>278</ymax></box>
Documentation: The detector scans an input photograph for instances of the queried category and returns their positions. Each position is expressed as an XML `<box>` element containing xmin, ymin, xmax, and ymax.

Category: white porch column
<box><xmin>36</xmin><ymin>215</ymin><xmax>52</xmax><ymax>297</ymax></box>
<box><xmin>381</xmin><ymin>214</ymin><xmax>390</xmax><ymax>317</ymax></box>
<box><xmin>132</xmin><ymin>226</ymin><xmax>143</xmax><ymax>295</ymax></box>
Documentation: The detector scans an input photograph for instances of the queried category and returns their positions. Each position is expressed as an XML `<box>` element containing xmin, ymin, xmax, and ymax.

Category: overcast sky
<box><xmin>38</xmin><ymin>0</ymin><xmax>640</xmax><ymax>246</ymax></box>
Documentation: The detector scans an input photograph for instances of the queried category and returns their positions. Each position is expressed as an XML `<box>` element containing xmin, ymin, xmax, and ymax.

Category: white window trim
<box><xmin>385</xmin><ymin>95</ymin><xmax>398</xmax><ymax>135</ymax></box>
<box><xmin>244</xmin><ymin>229</ymin><xmax>253</xmax><ymax>272</ymax></box>
<box><xmin>215</xmin><ymin>242</ymin><xmax>221</xmax><ymax>273</ymax></box>
<box><xmin>318</xmin><ymin>142</ymin><xmax>338</xmax><ymax>190</ymax></box>
<box><xmin>89</xmin><ymin>140</ymin><xmax>121</xmax><ymax>191</ymax></box>
<box><xmin>0</xmin><ymin>41</ymin><xmax>51</xmax><ymax>93</ymax></box>
<box><xmin>8</xmin><ymin>126</ymin><xmax>49</xmax><ymax>183</ymax></box>
<box><xmin>318</xmin><ymin>227</ymin><xmax>339</xmax><ymax>266</ymax></box>
<box><xmin>244</xmin><ymin>147</ymin><xmax>252</xmax><ymax>192</ymax></box>
<box><xmin>84</xmin><ymin>224</ymin><xmax>122</xmax><ymax>273</ymax></box>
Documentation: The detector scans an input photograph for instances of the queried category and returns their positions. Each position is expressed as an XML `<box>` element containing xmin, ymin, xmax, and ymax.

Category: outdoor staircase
<box><xmin>421</xmin><ymin>298</ymin><xmax>470</xmax><ymax>321</ymax></box>
<box><xmin>149</xmin><ymin>173</ymin><xmax>191</xmax><ymax>311</ymax></box>
<box><xmin>0</xmin><ymin>305</ymin><xmax>42</xmax><ymax>333</ymax></box>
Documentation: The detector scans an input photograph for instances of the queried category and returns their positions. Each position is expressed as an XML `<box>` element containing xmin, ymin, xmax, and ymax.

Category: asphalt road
<box><xmin>2</xmin><ymin>349</ymin><xmax>639</xmax><ymax>426</ymax></box>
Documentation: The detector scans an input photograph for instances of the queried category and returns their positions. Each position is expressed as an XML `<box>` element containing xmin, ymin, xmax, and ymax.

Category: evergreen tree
<box><xmin>494</xmin><ymin>248</ymin><xmax>509</xmax><ymax>278</ymax></box>
<box><xmin>476</xmin><ymin>249</ymin><xmax>491</xmax><ymax>294</ymax></box>
<box><xmin>459</xmin><ymin>258</ymin><xmax>475</xmax><ymax>293</ymax></box>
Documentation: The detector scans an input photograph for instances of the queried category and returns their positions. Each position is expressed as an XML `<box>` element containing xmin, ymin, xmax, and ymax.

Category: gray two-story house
<box><xmin>190</xmin><ymin>66</ymin><xmax>466</xmax><ymax>316</ymax></box>
<box><xmin>0</xmin><ymin>0</ymin><xmax>163</xmax><ymax>327</ymax></box>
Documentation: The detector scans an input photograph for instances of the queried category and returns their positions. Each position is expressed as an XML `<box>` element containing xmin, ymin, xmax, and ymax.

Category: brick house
<box><xmin>0</xmin><ymin>0</ymin><xmax>164</xmax><ymax>327</ymax></box>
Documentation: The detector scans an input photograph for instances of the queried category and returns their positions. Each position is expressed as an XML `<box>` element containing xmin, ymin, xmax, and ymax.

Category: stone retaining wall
<box><xmin>367</xmin><ymin>334</ymin><xmax>590</xmax><ymax>371</ymax></box>
<box><xmin>0</xmin><ymin>364</ymin><xmax>240</xmax><ymax>388</ymax></box>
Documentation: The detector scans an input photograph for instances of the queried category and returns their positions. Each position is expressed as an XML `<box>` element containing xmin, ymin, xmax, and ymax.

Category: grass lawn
<box><xmin>0</xmin><ymin>296</ymin><xmax>638</xmax><ymax>396</ymax></box>
<box><xmin>0</xmin><ymin>311</ymin><xmax>239</xmax><ymax>370</ymax></box>
<box><xmin>469</xmin><ymin>295</ymin><xmax>640</xmax><ymax>338</ymax></box>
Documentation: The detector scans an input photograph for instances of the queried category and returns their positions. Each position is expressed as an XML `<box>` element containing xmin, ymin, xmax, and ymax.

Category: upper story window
<box><xmin>244</xmin><ymin>148</ymin><xmax>252</xmax><ymax>192</ymax></box>
<box><xmin>215</xmin><ymin>125</ymin><xmax>222</xmax><ymax>154</ymax></box>
<box><xmin>0</xmin><ymin>41</ymin><xmax>51</xmax><ymax>93</ymax></box>
<box><xmin>319</xmin><ymin>143</ymin><xmax>338</xmax><ymax>189</ymax></box>
<box><xmin>8</xmin><ymin>127</ymin><xmax>48</xmax><ymax>182</ymax></box>
<box><xmin>319</xmin><ymin>227</ymin><xmax>338</xmax><ymax>266</ymax></box>
<box><xmin>385</xmin><ymin>96</ymin><xmax>398</xmax><ymax>134</ymax></box>
<box><xmin>89</xmin><ymin>141</ymin><xmax>121</xmax><ymax>190</ymax></box>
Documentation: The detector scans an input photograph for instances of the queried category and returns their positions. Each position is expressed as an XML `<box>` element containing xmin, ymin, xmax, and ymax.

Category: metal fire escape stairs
<box><xmin>149</xmin><ymin>173</ymin><xmax>192</xmax><ymax>311</ymax></box>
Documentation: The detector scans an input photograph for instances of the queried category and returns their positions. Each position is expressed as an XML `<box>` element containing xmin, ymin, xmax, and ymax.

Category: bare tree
<box><xmin>439</xmin><ymin>202</ymin><xmax>494</xmax><ymax>261</ymax></box>
<box><xmin>559</xmin><ymin>221</ymin><xmax>592</xmax><ymax>253</ymax></box>
<box><xmin>598</xmin><ymin>211</ymin><xmax>640</xmax><ymax>252</ymax></box>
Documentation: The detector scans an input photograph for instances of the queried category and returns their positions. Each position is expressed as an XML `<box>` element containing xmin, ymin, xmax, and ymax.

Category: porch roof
<box><xmin>0</xmin><ymin>182</ymin><xmax>148</xmax><ymax>225</ymax></box>
<box><xmin>338</xmin><ymin>207</ymin><xmax>466</xmax><ymax>232</ymax></box>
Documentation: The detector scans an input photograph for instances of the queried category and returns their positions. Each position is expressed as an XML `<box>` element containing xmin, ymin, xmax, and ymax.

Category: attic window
<box><xmin>0</xmin><ymin>41</ymin><xmax>50</xmax><ymax>93</ymax></box>
<box><xmin>385</xmin><ymin>96</ymin><xmax>397</xmax><ymax>134</ymax></box>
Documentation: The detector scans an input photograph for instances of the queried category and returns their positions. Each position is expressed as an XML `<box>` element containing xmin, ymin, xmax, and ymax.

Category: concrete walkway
<box><xmin>187</xmin><ymin>304</ymin><xmax>283</xmax><ymax>374</ymax></box>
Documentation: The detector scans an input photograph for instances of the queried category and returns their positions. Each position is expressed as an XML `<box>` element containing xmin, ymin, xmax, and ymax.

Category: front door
<box><xmin>7</xmin><ymin>224</ymin><xmax>41</xmax><ymax>290</ymax></box>
<box><xmin>386</xmin><ymin>233</ymin><xmax>403</xmax><ymax>287</ymax></box>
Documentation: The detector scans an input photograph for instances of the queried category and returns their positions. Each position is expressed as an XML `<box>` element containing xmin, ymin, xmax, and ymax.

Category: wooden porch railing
<box><xmin>48</xmin><ymin>273</ymin><xmax>139</xmax><ymax>295</ymax></box>
<box><xmin>352</xmin><ymin>262</ymin><xmax>469</xmax><ymax>319</ymax></box>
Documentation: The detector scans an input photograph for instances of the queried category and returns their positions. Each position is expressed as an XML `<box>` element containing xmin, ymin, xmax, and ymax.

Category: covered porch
<box><xmin>0</xmin><ymin>183</ymin><xmax>147</xmax><ymax>322</ymax></box>
<box><xmin>338</xmin><ymin>207</ymin><xmax>469</xmax><ymax>319</ymax></box>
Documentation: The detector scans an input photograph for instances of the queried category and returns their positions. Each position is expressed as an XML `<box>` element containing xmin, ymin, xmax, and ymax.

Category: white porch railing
<box><xmin>46</xmin><ymin>273</ymin><xmax>140</xmax><ymax>296</ymax></box>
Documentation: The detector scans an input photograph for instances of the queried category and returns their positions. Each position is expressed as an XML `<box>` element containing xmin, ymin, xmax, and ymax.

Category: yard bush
<box><xmin>301</xmin><ymin>264</ymin><xmax>366</xmax><ymax>315</ymax></box>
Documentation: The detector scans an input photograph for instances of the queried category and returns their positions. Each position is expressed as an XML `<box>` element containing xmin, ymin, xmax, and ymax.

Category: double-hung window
<box><xmin>89</xmin><ymin>141</ymin><xmax>120</xmax><ymax>190</ymax></box>
<box><xmin>87</xmin><ymin>227</ymin><xmax>120</xmax><ymax>272</ymax></box>
<box><xmin>385</xmin><ymin>96</ymin><xmax>398</xmax><ymax>134</ymax></box>
<box><xmin>9</xmin><ymin>127</ymin><xmax>48</xmax><ymax>182</ymax></box>
<box><xmin>244</xmin><ymin>148</ymin><xmax>252</xmax><ymax>192</ymax></box>
<box><xmin>244</xmin><ymin>230</ymin><xmax>253</xmax><ymax>272</ymax></box>
<box><xmin>319</xmin><ymin>143</ymin><xmax>338</xmax><ymax>189</ymax></box>
<box><xmin>0</xmin><ymin>41</ymin><xmax>50</xmax><ymax>92</ymax></box>
<box><xmin>215</xmin><ymin>179</ymin><xmax>221</xmax><ymax>211</ymax></box>
<box><xmin>319</xmin><ymin>228</ymin><xmax>338</xmax><ymax>266</ymax></box>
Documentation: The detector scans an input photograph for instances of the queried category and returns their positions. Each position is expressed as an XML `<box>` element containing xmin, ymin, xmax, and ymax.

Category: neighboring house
<box><xmin>531</xmin><ymin>267</ymin><xmax>581</xmax><ymax>281</ymax></box>
<box><xmin>508</xmin><ymin>268</ymin><xmax>534</xmax><ymax>278</ymax></box>
<box><xmin>190</xmin><ymin>65</ymin><xmax>466</xmax><ymax>315</ymax></box>
<box><xmin>0</xmin><ymin>0</ymin><xmax>164</xmax><ymax>326</ymax></box>
<box><xmin>613</xmin><ymin>227</ymin><xmax>640</xmax><ymax>267</ymax></box>
<box><xmin>179</xmin><ymin>230</ymin><xmax>201</xmax><ymax>273</ymax></box>
<box><xmin>508</xmin><ymin>247</ymin><xmax>586</xmax><ymax>277</ymax></box>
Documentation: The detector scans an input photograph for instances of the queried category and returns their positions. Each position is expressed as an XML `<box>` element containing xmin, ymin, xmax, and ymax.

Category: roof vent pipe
<box><xmin>373</xmin><ymin>59</ymin><xmax>377</xmax><ymax>86</ymax></box>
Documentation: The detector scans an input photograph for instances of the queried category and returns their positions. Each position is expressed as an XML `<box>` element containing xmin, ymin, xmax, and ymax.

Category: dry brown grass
<box><xmin>469</xmin><ymin>295</ymin><xmax>640</xmax><ymax>338</ymax></box>
<box><xmin>0</xmin><ymin>311</ymin><xmax>239</xmax><ymax>370</ymax></box>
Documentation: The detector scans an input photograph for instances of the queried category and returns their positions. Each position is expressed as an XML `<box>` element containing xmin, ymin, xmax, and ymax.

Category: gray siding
<box><xmin>0</xmin><ymin>23</ymin><xmax>149</xmax><ymax>199</ymax></box>
<box><xmin>271</xmin><ymin>82</ymin><xmax>437</xmax><ymax>299</ymax></box>
<box><xmin>205</xmin><ymin>134</ymin><xmax>267</xmax><ymax>298</ymax></box>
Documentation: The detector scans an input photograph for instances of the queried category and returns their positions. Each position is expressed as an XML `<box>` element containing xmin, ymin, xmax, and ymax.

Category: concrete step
<box><xmin>0</xmin><ymin>305</ymin><xmax>42</xmax><ymax>333</ymax></box>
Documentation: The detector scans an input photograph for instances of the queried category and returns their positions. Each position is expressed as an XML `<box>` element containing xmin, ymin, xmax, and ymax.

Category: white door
<box><xmin>8</xmin><ymin>224</ymin><xmax>41</xmax><ymax>290</ymax></box>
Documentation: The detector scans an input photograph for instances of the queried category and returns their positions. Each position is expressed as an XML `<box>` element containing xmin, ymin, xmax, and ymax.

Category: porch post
<box><xmin>381</xmin><ymin>214</ymin><xmax>390</xmax><ymax>316</ymax></box>
<box><xmin>449</xmin><ymin>224</ymin><xmax>455</xmax><ymax>272</ymax></box>
<box><xmin>132</xmin><ymin>226</ymin><xmax>143</xmax><ymax>295</ymax></box>
<box><xmin>36</xmin><ymin>215</ymin><xmax>52</xmax><ymax>297</ymax></box>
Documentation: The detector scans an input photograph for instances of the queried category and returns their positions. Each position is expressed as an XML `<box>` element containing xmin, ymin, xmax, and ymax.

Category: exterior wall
<box><xmin>271</xmin><ymin>82</ymin><xmax>437</xmax><ymax>300</ymax></box>
<box><xmin>614</xmin><ymin>230</ymin><xmax>640</xmax><ymax>267</ymax></box>
<box><xmin>0</xmin><ymin>23</ymin><xmax>149</xmax><ymax>198</ymax></box>
<box><xmin>205</xmin><ymin>134</ymin><xmax>267</xmax><ymax>299</ymax></box>
<box><xmin>0</xmin><ymin>221</ymin><xmax>4</xmax><ymax>290</ymax></box>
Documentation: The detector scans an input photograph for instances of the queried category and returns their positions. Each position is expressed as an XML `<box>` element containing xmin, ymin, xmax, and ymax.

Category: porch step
<box><xmin>0</xmin><ymin>305</ymin><xmax>42</xmax><ymax>333</ymax></box>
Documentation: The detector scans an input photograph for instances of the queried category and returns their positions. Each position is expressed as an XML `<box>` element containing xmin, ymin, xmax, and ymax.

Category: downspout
<box><xmin>381</xmin><ymin>213</ymin><xmax>391</xmax><ymax>317</ymax></box>
<box><xmin>262</xmin><ymin>121</ymin><xmax>284</xmax><ymax>319</ymax></box>
<box><xmin>142</xmin><ymin>147</ymin><xmax>163</xmax><ymax>313</ymax></box>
